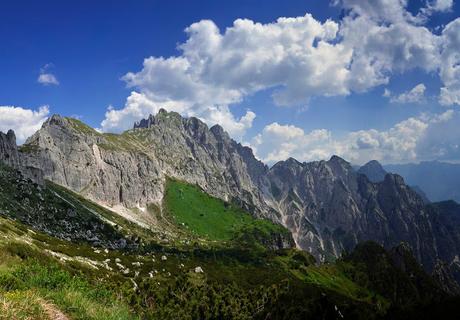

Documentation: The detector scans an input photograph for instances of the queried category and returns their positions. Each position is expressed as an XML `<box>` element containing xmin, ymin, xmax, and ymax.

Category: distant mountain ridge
<box><xmin>357</xmin><ymin>160</ymin><xmax>387</xmax><ymax>183</ymax></box>
<box><xmin>358</xmin><ymin>160</ymin><xmax>431</xmax><ymax>203</ymax></box>
<box><xmin>2</xmin><ymin>110</ymin><xmax>460</xmax><ymax>283</ymax></box>
<box><xmin>385</xmin><ymin>161</ymin><xmax>460</xmax><ymax>203</ymax></box>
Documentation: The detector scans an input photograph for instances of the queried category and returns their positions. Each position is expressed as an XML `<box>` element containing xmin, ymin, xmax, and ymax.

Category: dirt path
<box><xmin>38</xmin><ymin>298</ymin><xmax>70</xmax><ymax>320</ymax></box>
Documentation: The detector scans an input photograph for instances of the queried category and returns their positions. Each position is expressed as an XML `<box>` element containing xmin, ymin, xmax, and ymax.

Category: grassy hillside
<box><xmin>164</xmin><ymin>179</ymin><xmax>289</xmax><ymax>243</ymax></box>
<box><xmin>0</xmin><ymin>216</ymin><xmax>135</xmax><ymax>320</ymax></box>
<box><xmin>1</xmin><ymin>206</ymin><xmax>455</xmax><ymax>319</ymax></box>
<box><xmin>0</xmin><ymin>212</ymin><xmax>387</xmax><ymax>320</ymax></box>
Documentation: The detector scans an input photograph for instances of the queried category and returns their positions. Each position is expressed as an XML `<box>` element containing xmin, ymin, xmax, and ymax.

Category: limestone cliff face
<box><xmin>261</xmin><ymin>156</ymin><xmax>460</xmax><ymax>273</ymax></box>
<box><xmin>0</xmin><ymin>130</ymin><xmax>19</xmax><ymax>167</ymax></box>
<box><xmin>19</xmin><ymin>111</ymin><xmax>275</xmax><ymax>224</ymax></box>
<box><xmin>0</xmin><ymin>129</ymin><xmax>43</xmax><ymax>183</ymax></box>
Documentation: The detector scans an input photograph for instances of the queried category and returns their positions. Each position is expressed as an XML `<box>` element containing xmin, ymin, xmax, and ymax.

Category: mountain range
<box><xmin>2</xmin><ymin>110</ymin><xmax>460</xmax><ymax>318</ymax></box>
<box><xmin>2</xmin><ymin>110</ymin><xmax>460</xmax><ymax>271</ymax></box>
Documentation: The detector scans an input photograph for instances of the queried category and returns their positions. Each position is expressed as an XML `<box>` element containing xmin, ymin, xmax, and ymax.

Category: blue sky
<box><xmin>0</xmin><ymin>0</ymin><xmax>336</xmax><ymax>125</ymax></box>
<box><xmin>1</xmin><ymin>0</ymin><xmax>460</xmax><ymax>164</ymax></box>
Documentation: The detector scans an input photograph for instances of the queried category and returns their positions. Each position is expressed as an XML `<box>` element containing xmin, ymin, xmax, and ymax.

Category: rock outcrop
<box><xmin>0</xmin><ymin>161</ymin><xmax>130</xmax><ymax>249</ymax></box>
<box><xmin>0</xmin><ymin>129</ymin><xmax>43</xmax><ymax>184</ymax></box>
<box><xmin>0</xmin><ymin>129</ymin><xmax>19</xmax><ymax>167</ymax></box>
<box><xmin>357</xmin><ymin>160</ymin><xmax>387</xmax><ymax>183</ymax></box>
<box><xmin>359</xmin><ymin>160</ymin><xmax>430</xmax><ymax>203</ymax></box>
<box><xmin>432</xmin><ymin>260</ymin><xmax>460</xmax><ymax>296</ymax></box>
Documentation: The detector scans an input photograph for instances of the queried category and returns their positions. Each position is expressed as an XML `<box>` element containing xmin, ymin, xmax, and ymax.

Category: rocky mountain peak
<box><xmin>0</xmin><ymin>129</ymin><xmax>19</xmax><ymax>166</ymax></box>
<box><xmin>15</xmin><ymin>109</ymin><xmax>273</xmax><ymax>222</ymax></box>
<box><xmin>327</xmin><ymin>155</ymin><xmax>353</xmax><ymax>172</ymax></box>
<box><xmin>273</xmin><ymin>157</ymin><xmax>303</xmax><ymax>170</ymax></box>
<box><xmin>133</xmin><ymin>109</ymin><xmax>185</xmax><ymax>130</ymax></box>
<box><xmin>154</xmin><ymin>109</ymin><xmax>183</xmax><ymax>126</ymax></box>
<box><xmin>329</xmin><ymin>155</ymin><xmax>349</xmax><ymax>165</ymax></box>
<box><xmin>5</xmin><ymin>129</ymin><xmax>16</xmax><ymax>144</ymax></box>
<box><xmin>210</xmin><ymin>124</ymin><xmax>231</xmax><ymax>142</ymax></box>
<box><xmin>383</xmin><ymin>172</ymin><xmax>406</xmax><ymax>186</ymax></box>
<box><xmin>44</xmin><ymin>114</ymin><xmax>67</xmax><ymax>127</ymax></box>
<box><xmin>0</xmin><ymin>129</ymin><xmax>43</xmax><ymax>184</ymax></box>
<box><xmin>133</xmin><ymin>114</ymin><xmax>155</xmax><ymax>129</ymax></box>
<box><xmin>358</xmin><ymin>160</ymin><xmax>387</xmax><ymax>183</ymax></box>
<box><xmin>323</xmin><ymin>155</ymin><xmax>355</xmax><ymax>182</ymax></box>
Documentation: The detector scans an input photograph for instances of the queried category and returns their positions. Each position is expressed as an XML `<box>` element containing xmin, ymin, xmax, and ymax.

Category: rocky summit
<box><xmin>358</xmin><ymin>160</ymin><xmax>388</xmax><ymax>183</ymax></box>
<box><xmin>18</xmin><ymin>111</ymin><xmax>274</xmax><ymax>226</ymax></box>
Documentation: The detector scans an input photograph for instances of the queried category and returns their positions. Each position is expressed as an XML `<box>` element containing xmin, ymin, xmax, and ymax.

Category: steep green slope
<box><xmin>164</xmin><ymin>179</ymin><xmax>291</xmax><ymax>246</ymax></box>
<box><xmin>0</xmin><ymin>162</ymin><xmax>143</xmax><ymax>249</ymax></box>
<box><xmin>0</xmin><ymin>163</ymin><xmax>125</xmax><ymax>247</ymax></box>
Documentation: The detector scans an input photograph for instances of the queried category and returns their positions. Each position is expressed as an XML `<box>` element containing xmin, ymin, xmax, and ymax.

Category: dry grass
<box><xmin>0</xmin><ymin>290</ymin><xmax>48</xmax><ymax>320</ymax></box>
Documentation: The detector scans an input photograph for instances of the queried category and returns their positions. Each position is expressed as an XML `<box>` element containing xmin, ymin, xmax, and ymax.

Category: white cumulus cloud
<box><xmin>38</xmin><ymin>73</ymin><xmax>59</xmax><ymax>86</ymax></box>
<box><xmin>439</xmin><ymin>18</ymin><xmax>460</xmax><ymax>106</ymax></box>
<box><xmin>37</xmin><ymin>64</ymin><xmax>59</xmax><ymax>86</ymax></box>
<box><xmin>0</xmin><ymin>106</ymin><xmax>50</xmax><ymax>144</ymax></box>
<box><xmin>101</xmin><ymin>14</ymin><xmax>353</xmax><ymax>137</ymax></box>
<box><xmin>251</xmin><ymin>110</ymin><xmax>458</xmax><ymax>164</ymax></box>
<box><xmin>388</xmin><ymin>83</ymin><xmax>427</xmax><ymax>104</ymax></box>
<box><xmin>425</xmin><ymin>0</ymin><xmax>454</xmax><ymax>14</ymax></box>
<box><xmin>101</xmin><ymin>0</ymin><xmax>460</xmax><ymax>144</ymax></box>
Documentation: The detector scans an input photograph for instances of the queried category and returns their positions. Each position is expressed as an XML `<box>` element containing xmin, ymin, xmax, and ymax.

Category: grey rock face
<box><xmin>0</xmin><ymin>129</ymin><xmax>43</xmax><ymax>183</ymax></box>
<box><xmin>358</xmin><ymin>160</ymin><xmax>387</xmax><ymax>183</ymax></box>
<box><xmin>19</xmin><ymin>111</ymin><xmax>274</xmax><ymax>224</ymax></box>
<box><xmin>262</xmin><ymin>156</ymin><xmax>460</xmax><ymax>272</ymax></box>
<box><xmin>432</xmin><ymin>260</ymin><xmax>460</xmax><ymax>296</ymax></box>
<box><xmin>0</xmin><ymin>161</ymin><xmax>131</xmax><ymax>249</ymax></box>
<box><xmin>0</xmin><ymin>130</ymin><xmax>20</xmax><ymax>167</ymax></box>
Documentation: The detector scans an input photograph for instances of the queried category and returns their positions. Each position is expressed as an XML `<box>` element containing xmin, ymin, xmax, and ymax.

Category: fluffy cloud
<box><xmin>387</xmin><ymin>83</ymin><xmax>427</xmax><ymax>104</ymax></box>
<box><xmin>416</xmin><ymin>110</ymin><xmax>460</xmax><ymax>160</ymax></box>
<box><xmin>101</xmin><ymin>0</ymin><xmax>460</xmax><ymax>143</ymax></box>
<box><xmin>101</xmin><ymin>14</ymin><xmax>354</xmax><ymax>136</ymax></box>
<box><xmin>101</xmin><ymin>91</ymin><xmax>255</xmax><ymax>140</ymax></box>
<box><xmin>439</xmin><ymin>18</ymin><xmax>460</xmax><ymax>106</ymax></box>
<box><xmin>339</xmin><ymin>3</ymin><xmax>440</xmax><ymax>91</ymax></box>
<box><xmin>38</xmin><ymin>73</ymin><xmax>59</xmax><ymax>86</ymax></box>
<box><xmin>250</xmin><ymin>123</ymin><xmax>332</xmax><ymax>162</ymax></box>
<box><xmin>0</xmin><ymin>106</ymin><xmax>50</xmax><ymax>143</ymax></box>
<box><xmin>37</xmin><ymin>64</ymin><xmax>59</xmax><ymax>86</ymax></box>
<box><xmin>251</xmin><ymin>110</ymin><xmax>458</xmax><ymax>164</ymax></box>
<box><xmin>425</xmin><ymin>0</ymin><xmax>454</xmax><ymax>14</ymax></box>
<box><xmin>336</xmin><ymin>0</ymin><xmax>418</xmax><ymax>23</ymax></box>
